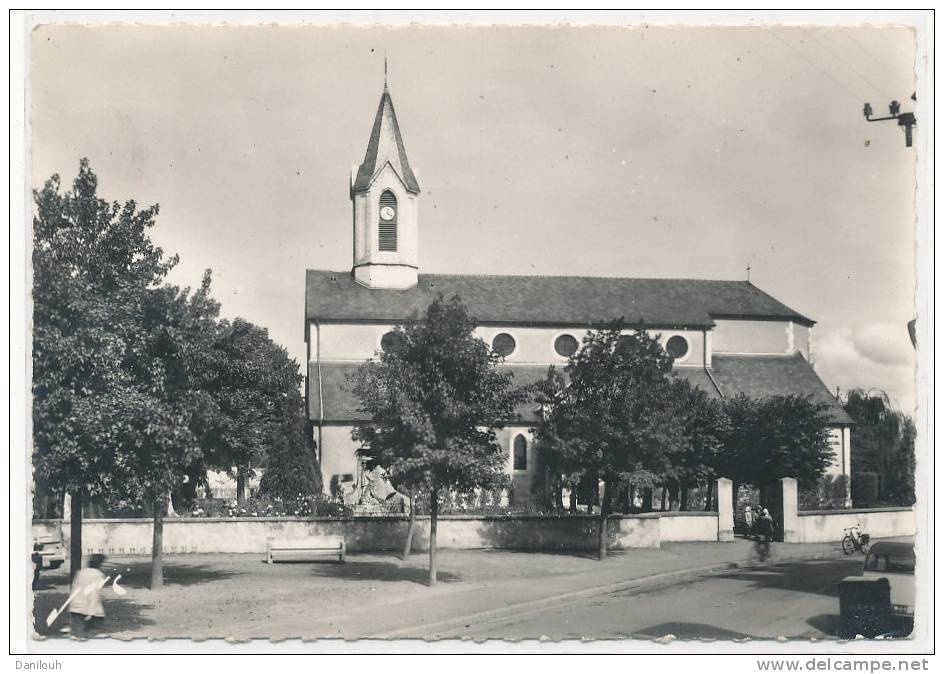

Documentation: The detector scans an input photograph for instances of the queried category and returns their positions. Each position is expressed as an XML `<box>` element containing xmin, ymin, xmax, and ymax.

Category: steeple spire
<box><xmin>351</xmin><ymin>84</ymin><xmax>420</xmax><ymax>194</ymax></box>
<box><xmin>349</xmin><ymin>77</ymin><xmax>421</xmax><ymax>290</ymax></box>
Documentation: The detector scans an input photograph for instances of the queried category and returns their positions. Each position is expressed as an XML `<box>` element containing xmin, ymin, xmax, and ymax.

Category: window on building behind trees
<box><xmin>513</xmin><ymin>434</ymin><xmax>527</xmax><ymax>471</ymax></box>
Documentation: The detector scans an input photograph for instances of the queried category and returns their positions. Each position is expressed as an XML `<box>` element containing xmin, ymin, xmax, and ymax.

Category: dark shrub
<box><xmin>852</xmin><ymin>472</ymin><xmax>881</xmax><ymax>507</ymax></box>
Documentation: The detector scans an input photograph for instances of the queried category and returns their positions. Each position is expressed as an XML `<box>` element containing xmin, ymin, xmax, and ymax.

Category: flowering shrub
<box><xmin>186</xmin><ymin>494</ymin><xmax>352</xmax><ymax>518</ymax></box>
<box><xmin>406</xmin><ymin>488</ymin><xmax>554</xmax><ymax>517</ymax></box>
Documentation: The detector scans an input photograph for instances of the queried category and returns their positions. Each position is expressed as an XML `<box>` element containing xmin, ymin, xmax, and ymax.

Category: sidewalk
<box><xmin>31</xmin><ymin>539</ymin><xmax>848</xmax><ymax>641</ymax></box>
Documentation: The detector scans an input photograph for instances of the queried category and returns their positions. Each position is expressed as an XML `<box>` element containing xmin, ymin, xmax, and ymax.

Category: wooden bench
<box><xmin>266</xmin><ymin>536</ymin><xmax>346</xmax><ymax>564</ymax></box>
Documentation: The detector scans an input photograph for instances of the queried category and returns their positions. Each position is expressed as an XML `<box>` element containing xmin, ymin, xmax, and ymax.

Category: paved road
<box><xmin>432</xmin><ymin>558</ymin><xmax>884</xmax><ymax>641</ymax></box>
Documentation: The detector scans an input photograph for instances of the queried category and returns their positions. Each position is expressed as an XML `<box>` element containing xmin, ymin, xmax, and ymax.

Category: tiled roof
<box><xmin>305</xmin><ymin>271</ymin><xmax>814</xmax><ymax>329</ymax></box>
<box><xmin>309</xmin><ymin>362</ymin><xmax>552</xmax><ymax>424</ymax></box>
<box><xmin>352</xmin><ymin>90</ymin><xmax>420</xmax><ymax>194</ymax></box>
<box><xmin>674</xmin><ymin>367</ymin><xmax>724</xmax><ymax>399</ymax></box>
<box><xmin>712</xmin><ymin>354</ymin><xmax>852</xmax><ymax>424</ymax></box>
<box><xmin>308</xmin><ymin>354</ymin><xmax>850</xmax><ymax>425</ymax></box>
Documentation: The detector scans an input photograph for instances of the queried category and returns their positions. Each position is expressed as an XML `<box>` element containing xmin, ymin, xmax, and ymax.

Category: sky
<box><xmin>28</xmin><ymin>21</ymin><xmax>919</xmax><ymax>414</ymax></box>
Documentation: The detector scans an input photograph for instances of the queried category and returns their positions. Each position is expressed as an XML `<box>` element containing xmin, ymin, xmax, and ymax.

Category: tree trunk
<box><xmin>627</xmin><ymin>484</ymin><xmax>636</xmax><ymax>514</ymax></box>
<box><xmin>597</xmin><ymin>479</ymin><xmax>611</xmax><ymax>561</ymax></box>
<box><xmin>669</xmin><ymin>480</ymin><xmax>680</xmax><ymax>511</ymax></box>
<box><xmin>554</xmin><ymin>477</ymin><xmax>564</xmax><ymax>513</ymax></box>
<box><xmin>568</xmin><ymin>482</ymin><xmax>577</xmax><ymax>514</ymax></box>
<box><xmin>680</xmin><ymin>483</ymin><xmax>690</xmax><ymax>511</ymax></box>
<box><xmin>402</xmin><ymin>489</ymin><xmax>416</xmax><ymax>561</ymax></box>
<box><xmin>428</xmin><ymin>486</ymin><xmax>438</xmax><ymax>587</ymax></box>
<box><xmin>151</xmin><ymin>497</ymin><xmax>164</xmax><ymax>590</ymax></box>
<box><xmin>704</xmin><ymin>480</ymin><xmax>714</xmax><ymax>512</ymax></box>
<box><xmin>236</xmin><ymin>466</ymin><xmax>246</xmax><ymax>503</ymax></box>
<box><xmin>69</xmin><ymin>488</ymin><xmax>83</xmax><ymax>580</ymax></box>
<box><xmin>642</xmin><ymin>487</ymin><xmax>653</xmax><ymax>513</ymax></box>
<box><xmin>660</xmin><ymin>483</ymin><xmax>668</xmax><ymax>511</ymax></box>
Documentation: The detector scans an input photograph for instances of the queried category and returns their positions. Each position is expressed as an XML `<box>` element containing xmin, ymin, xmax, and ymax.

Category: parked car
<box><xmin>32</xmin><ymin>534</ymin><xmax>66</xmax><ymax>570</ymax></box>
<box><xmin>860</xmin><ymin>541</ymin><xmax>915</xmax><ymax>618</ymax></box>
<box><xmin>837</xmin><ymin>541</ymin><xmax>914</xmax><ymax>638</ymax></box>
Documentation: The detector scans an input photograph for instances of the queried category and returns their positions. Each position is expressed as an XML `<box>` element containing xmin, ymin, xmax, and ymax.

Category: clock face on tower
<box><xmin>380</xmin><ymin>205</ymin><xmax>396</xmax><ymax>221</ymax></box>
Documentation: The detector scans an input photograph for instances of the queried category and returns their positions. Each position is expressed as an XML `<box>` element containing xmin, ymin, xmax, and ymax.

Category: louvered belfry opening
<box><xmin>378</xmin><ymin>190</ymin><xmax>398</xmax><ymax>251</ymax></box>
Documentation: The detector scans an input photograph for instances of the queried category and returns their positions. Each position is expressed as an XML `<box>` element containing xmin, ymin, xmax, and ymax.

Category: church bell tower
<box><xmin>350</xmin><ymin>79</ymin><xmax>420</xmax><ymax>289</ymax></box>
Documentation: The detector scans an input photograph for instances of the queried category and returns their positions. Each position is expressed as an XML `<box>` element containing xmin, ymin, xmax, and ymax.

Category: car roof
<box><xmin>867</xmin><ymin>541</ymin><xmax>915</xmax><ymax>557</ymax></box>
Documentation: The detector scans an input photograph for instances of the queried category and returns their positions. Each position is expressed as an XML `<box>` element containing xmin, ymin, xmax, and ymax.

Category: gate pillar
<box><xmin>716</xmin><ymin>478</ymin><xmax>734</xmax><ymax>542</ymax></box>
<box><xmin>779</xmin><ymin>477</ymin><xmax>799</xmax><ymax>543</ymax></box>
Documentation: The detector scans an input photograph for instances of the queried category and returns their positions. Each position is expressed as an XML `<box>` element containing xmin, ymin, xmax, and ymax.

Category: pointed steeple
<box><xmin>352</xmin><ymin>87</ymin><xmax>420</xmax><ymax>194</ymax></box>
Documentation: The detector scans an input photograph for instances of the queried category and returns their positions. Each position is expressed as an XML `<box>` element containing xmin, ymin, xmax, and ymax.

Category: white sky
<box><xmin>29</xmin><ymin>22</ymin><xmax>919</xmax><ymax>414</ymax></box>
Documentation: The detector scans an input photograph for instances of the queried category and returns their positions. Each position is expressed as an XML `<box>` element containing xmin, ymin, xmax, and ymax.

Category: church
<box><xmin>304</xmin><ymin>82</ymin><xmax>853</xmax><ymax>505</ymax></box>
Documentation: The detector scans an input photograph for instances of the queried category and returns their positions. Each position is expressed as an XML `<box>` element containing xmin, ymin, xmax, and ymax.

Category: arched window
<box><xmin>378</xmin><ymin>190</ymin><xmax>398</xmax><ymax>251</ymax></box>
<box><xmin>513</xmin><ymin>434</ymin><xmax>527</xmax><ymax>471</ymax></box>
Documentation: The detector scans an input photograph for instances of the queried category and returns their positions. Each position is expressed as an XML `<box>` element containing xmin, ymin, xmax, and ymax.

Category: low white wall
<box><xmin>33</xmin><ymin>513</ymin><xmax>668</xmax><ymax>555</ymax></box>
<box><xmin>793</xmin><ymin>507</ymin><xmax>915</xmax><ymax>544</ymax></box>
<box><xmin>658</xmin><ymin>511</ymin><xmax>720</xmax><ymax>542</ymax></box>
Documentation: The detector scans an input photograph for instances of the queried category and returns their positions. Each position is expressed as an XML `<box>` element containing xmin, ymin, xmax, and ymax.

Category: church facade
<box><xmin>305</xmin><ymin>84</ymin><xmax>853</xmax><ymax>503</ymax></box>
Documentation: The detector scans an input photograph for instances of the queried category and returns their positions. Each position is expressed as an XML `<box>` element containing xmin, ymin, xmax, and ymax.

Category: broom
<box><xmin>46</xmin><ymin>574</ymin><xmax>125</xmax><ymax>627</ymax></box>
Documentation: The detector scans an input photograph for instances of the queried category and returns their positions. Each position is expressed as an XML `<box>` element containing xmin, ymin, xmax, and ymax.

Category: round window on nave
<box><xmin>492</xmin><ymin>333</ymin><xmax>516</xmax><ymax>358</ymax></box>
<box><xmin>554</xmin><ymin>334</ymin><xmax>579</xmax><ymax>357</ymax></box>
<box><xmin>665</xmin><ymin>335</ymin><xmax>689</xmax><ymax>360</ymax></box>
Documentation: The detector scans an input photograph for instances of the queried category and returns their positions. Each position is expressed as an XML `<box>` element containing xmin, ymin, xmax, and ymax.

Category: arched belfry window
<box><xmin>378</xmin><ymin>190</ymin><xmax>398</xmax><ymax>252</ymax></box>
<box><xmin>513</xmin><ymin>434</ymin><xmax>527</xmax><ymax>471</ymax></box>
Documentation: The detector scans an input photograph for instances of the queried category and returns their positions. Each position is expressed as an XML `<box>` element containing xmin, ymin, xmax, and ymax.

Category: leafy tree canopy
<box><xmin>32</xmin><ymin>158</ymin><xmax>177</xmax><ymax>497</ymax></box>
<box><xmin>350</xmin><ymin>295</ymin><xmax>526</xmax><ymax>493</ymax></box>
<box><xmin>718</xmin><ymin>393</ymin><xmax>833</xmax><ymax>488</ymax></box>
<box><xmin>536</xmin><ymin>325</ymin><xmax>686</xmax><ymax>488</ymax></box>
<box><xmin>845</xmin><ymin>389</ymin><xmax>915</xmax><ymax>505</ymax></box>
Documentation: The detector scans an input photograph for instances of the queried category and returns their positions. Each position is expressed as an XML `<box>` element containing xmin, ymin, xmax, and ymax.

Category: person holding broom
<box><xmin>68</xmin><ymin>553</ymin><xmax>107</xmax><ymax>637</ymax></box>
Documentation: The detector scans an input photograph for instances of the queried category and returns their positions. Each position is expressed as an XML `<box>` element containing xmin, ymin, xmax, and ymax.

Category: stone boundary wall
<box><xmin>779</xmin><ymin>477</ymin><xmax>915</xmax><ymax>544</ymax></box>
<box><xmin>31</xmin><ymin>509</ymin><xmax>727</xmax><ymax>556</ymax></box>
<box><xmin>657</xmin><ymin>511</ymin><xmax>722</xmax><ymax>542</ymax></box>
<box><xmin>793</xmin><ymin>508</ymin><xmax>915</xmax><ymax>544</ymax></box>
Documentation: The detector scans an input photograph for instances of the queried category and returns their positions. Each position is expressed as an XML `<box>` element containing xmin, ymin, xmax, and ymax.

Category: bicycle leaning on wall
<box><xmin>841</xmin><ymin>524</ymin><xmax>871</xmax><ymax>554</ymax></box>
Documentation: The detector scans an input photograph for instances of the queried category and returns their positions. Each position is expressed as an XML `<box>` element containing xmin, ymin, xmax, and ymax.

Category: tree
<box><xmin>125</xmin><ymin>277</ymin><xmax>223</xmax><ymax>589</ymax></box>
<box><xmin>534</xmin><ymin>325</ymin><xmax>686</xmax><ymax>559</ymax></box>
<box><xmin>844</xmin><ymin>389</ymin><xmax>916</xmax><ymax>506</ymax></box>
<box><xmin>258</xmin><ymin>412</ymin><xmax>321</xmax><ymax>501</ymax></box>
<box><xmin>350</xmin><ymin>295</ymin><xmax>526</xmax><ymax>585</ymax></box>
<box><xmin>716</xmin><ymin>393</ymin><xmax>834</xmax><ymax>512</ymax></box>
<box><xmin>32</xmin><ymin>159</ymin><xmax>176</xmax><ymax>577</ymax></box>
<box><xmin>198</xmin><ymin>319</ymin><xmax>311</xmax><ymax>502</ymax></box>
<box><xmin>663</xmin><ymin>379</ymin><xmax>730</xmax><ymax>511</ymax></box>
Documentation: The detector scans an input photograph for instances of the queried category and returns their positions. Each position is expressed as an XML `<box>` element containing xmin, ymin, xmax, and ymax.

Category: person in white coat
<box><xmin>68</xmin><ymin>554</ymin><xmax>107</xmax><ymax>637</ymax></box>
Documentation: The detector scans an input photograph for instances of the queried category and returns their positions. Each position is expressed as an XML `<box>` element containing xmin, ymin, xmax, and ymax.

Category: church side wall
<box><xmin>711</xmin><ymin>319</ymin><xmax>796</xmax><ymax>355</ymax></box>
<box><xmin>497</xmin><ymin>425</ymin><xmax>539</xmax><ymax>502</ymax></box>
<box><xmin>797</xmin><ymin>324</ymin><xmax>812</xmax><ymax>360</ymax></box>
<box><xmin>313</xmin><ymin>321</ymin><xmax>706</xmax><ymax>366</ymax></box>
<box><xmin>316</xmin><ymin>322</ymin><xmax>396</xmax><ymax>361</ymax></box>
<box><xmin>317</xmin><ymin>423</ymin><xmax>542</xmax><ymax>501</ymax></box>
<box><xmin>320</xmin><ymin>425</ymin><xmax>361</xmax><ymax>493</ymax></box>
